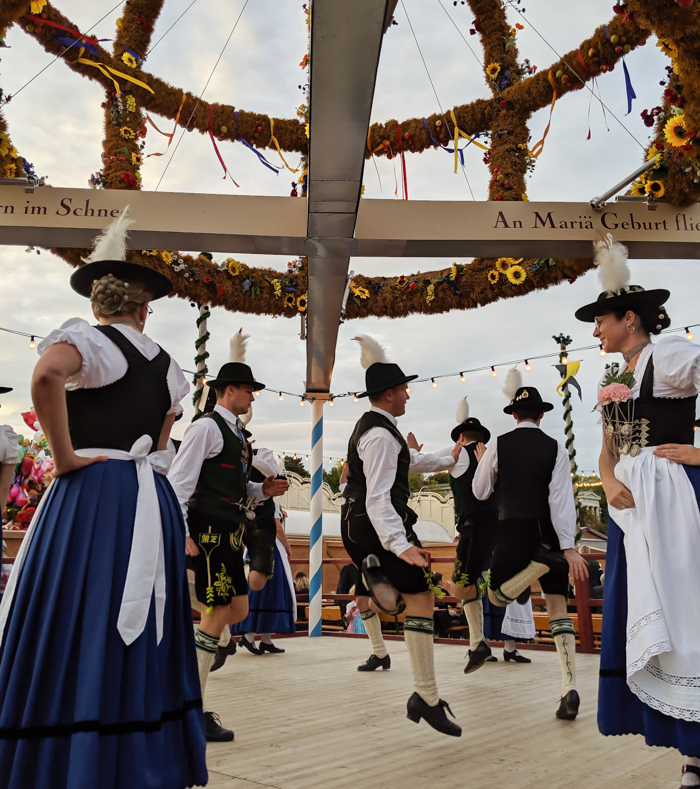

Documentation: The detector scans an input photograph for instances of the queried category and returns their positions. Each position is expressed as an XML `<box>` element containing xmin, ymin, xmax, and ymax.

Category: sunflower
<box><xmin>122</xmin><ymin>52</ymin><xmax>138</xmax><ymax>69</ymax></box>
<box><xmin>645</xmin><ymin>180</ymin><xmax>665</xmax><ymax>198</ymax></box>
<box><xmin>629</xmin><ymin>181</ymin><xmax>645</xmax><ymax>197</ymax></box>
<box><xmin>486</xmin><ymin>63</ymin><xmax>501</xmax><ymax>79</ymax></box>
<box><xmin>450</xmin><ymin>264</ymin><xmax>458</xmax><ymax>281</ymax></box>
<box><xmin>506</xmin><ymin>265</ymin><xmax>527</xmax><ymax>285</ymax></box>
<box><xmin>646</xmin><ymin>148</ymin><xmax>662</xmax><ymax>168</ymax></box>
<box><xmin>495</xmin><ymin>257</ymin><xmax>511</xmax><ymax>274</ymax></box>
<box><xmin>131</xmin><ymin>152</ymin><xmax>142</xmax><ymax>166</ymax></box>
<box><xmin>664</xmin><ymin>115</ymin><xmax>690</xmax><ymax>148</ymax></box>
<box><xmin>159</xmin><ymin>251</ymin><xmax>173</xmax><ymax>264</ymax></box>
<box><xmin>120</xmin><ymin>127</ymin><xmax>136</xmax><ymax>140</ymax></box>
<box><xmin>284</xmin><ymin>294</ymin><xmax>296</xmax><ymax>308</ymax></box>
<box><xmin>30</xmin><ymin>0</ymin><xmax>46</xmax><ymax>12</ymax></box>
<box><xmin>141</xmin><ymin>249</ymin><xmax>157</xmax><ymax>256</ymax></box>
<box><xmin>488</xmin><ymin>270</ymin><xmax>499</xmax><ymax>284</ymax></box>
<box><xmin>354</xmin><ymin>286</ymin><xmax>370</xmax><ymax>299</ymax></box>
<box><xmin>656</xmin><ymin>38</ymin><xmax>677</xmax><ymax>57</ymax></box>
<box><xmin>297</xmin><ymin>294</ymin><xmax>308</xmax><ymax>312</ymax></box>
<box><xmin>226</xmin><ymin>258</ymin><xmax>241</xmax><ymax>276</ymax></box>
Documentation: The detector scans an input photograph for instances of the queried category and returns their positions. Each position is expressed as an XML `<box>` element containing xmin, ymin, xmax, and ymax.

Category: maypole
<box><xmin>308</xmin><ymin>397</ymin><xmax>324</xmax><ymax>637</ymax></box>
<box><xmin>553</xmin><ymin>333</ymin><xmax>581</xmax><ymax>534</ymax></box>
<box><xmin>192</xmin><ymin>304</ymin><xmax>210</xmax><ymax>416</ymax></box>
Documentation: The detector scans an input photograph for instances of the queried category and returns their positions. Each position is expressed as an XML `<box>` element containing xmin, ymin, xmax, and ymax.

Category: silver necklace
<box><xmin>623</xmin><ymin>341</ymin><xmax>650</xmax><ymax>364</ymax></box>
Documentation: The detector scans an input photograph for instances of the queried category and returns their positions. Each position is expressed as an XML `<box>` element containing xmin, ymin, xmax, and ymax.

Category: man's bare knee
<box><xmin>488</xmin><ymin>589</ymin><xmax>507</xmax><ymax>608</ymax></box>
<box><xmin>248</xmin><ymin>570</ymin><xmax>267</xmax><ymax>592</ymax></box>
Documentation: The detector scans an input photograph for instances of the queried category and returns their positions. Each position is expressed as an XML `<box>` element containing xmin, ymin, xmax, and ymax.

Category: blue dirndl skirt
<box><xmin>599</xmin><ymin>464</ymin><xmax>700</xmax><ymax>757</ymax></box>
<box><xmin>232</xmin><ymin>544</ymin><xmax>296</xmax><ymax>635</ymax></box>
<box><xmin>0</xmin><ymin>460</ymin><xmax>208</xmax><ymax>789</ymax></box>
<box><xmin>482</xmin><ymin>596</ymin><xmax>507</xmax><ymax>641</ymax></box>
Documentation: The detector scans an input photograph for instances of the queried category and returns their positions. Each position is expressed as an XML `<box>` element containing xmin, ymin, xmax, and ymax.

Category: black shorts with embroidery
<box><xmin>451</xmin><ymin>510</ymin><xmax>499</xmax><ymax>588</ymax></box>
<box><xmin>244</xmin><ymin>514</ymin><xmax>276</xmax><ymax>578</ymax></box>
<box><xmin>340</xmin><ymin>501</ymin><xmax>433</xmax><ymax>596</ymax></box>
<box><xmin>189</xmin><ymin>509</ymin><xmax>248</xmax><ymax>608</ymax></box>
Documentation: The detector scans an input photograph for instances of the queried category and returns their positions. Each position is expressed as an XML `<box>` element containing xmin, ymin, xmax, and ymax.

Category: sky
<box><xmin>0</xmin><ymin>0</ymin><xmax>697</xmax><ymax>473</ymax></box>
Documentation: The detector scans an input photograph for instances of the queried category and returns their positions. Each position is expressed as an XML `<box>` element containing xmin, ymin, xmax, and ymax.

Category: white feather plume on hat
<box><xmin>502</xmin><ymin>368</ymin><xmax>522</xmax><ymax>401</ymax></box>
<box><xmin>595</xmin><ymin>233</ymin><xmax>630</xmax><ymax>295</ymax></box>
<box><xmin>353</xmin><ymin>335</ymin><xmax>388</xmax><ymax>368</ymax></box>
<box><xmin>241</xmin><ymin>406</ymin><xmax>253</xmax><ymax>426</ymax></box>
<box><xmin>229</xmin><ymin>329</ymin><xmax>249</xmax><ymax>363</ymax></box>
<box><xmin>83</xmin><ymin>206</ymin><xmax>133</xmax><ymax>263</ymax></box>
<box><xmin>455</xmin><ymin>397</ymin><xmax>470</xmax><ymax>424</ymax></box>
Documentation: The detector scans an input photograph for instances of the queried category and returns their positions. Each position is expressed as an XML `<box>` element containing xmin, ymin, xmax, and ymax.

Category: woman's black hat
<box><xmin>206</xmin><ymin>362</ymin><xmax>265</xmax><ymax>391</ymax></box>
<box><xmin>503</xmin><ymin>386</ymin><xmax>553</xmax><ymax>415</ymax></box>
<box><xmin>575</xmin><ymin>285</ymin><xmax>670</xmax><ymax>323</ymax></box>
<box><xmin>451</xmin><ymin>417</ymin><xmax>491</xmax><ymax>444</ymax></box>
<box><xmin>70</xmin><ymin>260</ymin><xmax>173</xmax><ymax>301</ymax></box>
<box><xmin>359</xmin><ymin>362</ymin><xmax>418</xmax><ymax>398</ymax></box>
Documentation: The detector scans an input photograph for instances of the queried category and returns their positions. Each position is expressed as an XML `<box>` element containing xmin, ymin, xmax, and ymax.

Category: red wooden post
<box><xmin>576</xmin><ymin>576</ymin><xmax>595</xmax><ymax>653</ymax></box>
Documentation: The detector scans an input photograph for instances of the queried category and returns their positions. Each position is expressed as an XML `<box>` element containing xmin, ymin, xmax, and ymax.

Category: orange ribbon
<box><xmin>146</xmin><ymin>93</ymin><xmax>186</xmax><ymax>157</ymax></box>
<box><xmin>531</xmin><ymin>72</ymin><xmax>558</xmax><ymax>158</ymax></box>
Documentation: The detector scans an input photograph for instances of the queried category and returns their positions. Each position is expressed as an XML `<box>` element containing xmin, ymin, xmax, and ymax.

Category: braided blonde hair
<box><xmin>90</xmin><ymin>273</ymin><xmax>154</xmax><ymax>318</ymax></box>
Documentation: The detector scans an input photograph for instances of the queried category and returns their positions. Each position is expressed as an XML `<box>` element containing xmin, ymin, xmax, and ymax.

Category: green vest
<box><xmin>188</xmin><ymin>411</ymin><xmax>250</xmax><ymax>525</ymax></box>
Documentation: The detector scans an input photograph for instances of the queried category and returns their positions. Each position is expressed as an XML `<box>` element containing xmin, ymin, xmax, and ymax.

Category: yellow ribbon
<box><xmin>269</xmin><ymin>118</ymin><xmax>299</xmax><ymax>173</ymax></box>
<box><xmin>449</xmin><ymin>110</ymin><xmax>489</xmax><ymax>173</ymax></box>
<box><xmin>531</xmin><ymin>74</ymin><xmax>558</xmax><ymax>158</ymax></box>
<box><xmin>77</xmin><ymin>48</ymin><xmax>154</xmax><ymax>95</ymax></box>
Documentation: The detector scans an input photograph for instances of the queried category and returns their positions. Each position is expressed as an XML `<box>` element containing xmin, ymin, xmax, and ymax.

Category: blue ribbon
<box><xmin>622</xmin><ymin>58</ymin><xmax>636</xmax><ymax>115</ymax></box>
<box><xmin>52</xmin><ymin>34</ymin><xmax>99</xmax><ymax>55</ymax></box>
<box><xmin>235</xmin><ymin>111</ymin><xmax>281</xmax><ymax>174</ymax></box>
<box><xmin>121</xmin><ymin>44</ymin><xmax>142</xmax><ymax>64</ymax></box>
<box><xmin>422</xmin><ymin>119</ymin><xmax>465</xmax><ymax>166</ymax></box>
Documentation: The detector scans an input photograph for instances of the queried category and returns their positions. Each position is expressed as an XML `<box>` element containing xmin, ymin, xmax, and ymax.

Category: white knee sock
<box><xmin>261</xmin><ymin>633</ymin><xmax>273</xmax><ymax>645</ymax></box>
<box><xmin>361</xmin><ymin>610</ymin><xmax>388</xmax><ymax>658</ymax></box>
<box><xmin>194</xmin><ymin>628</ymin><xmax>219</xmax><ymax>702</ymax></box>
<box><xmin>244</xmin><ymin>632</ymin><xmax>255</xmax><ymax>643</ymax></box>
<box><xmin>218</xmin><ymin>626</ymin><xmax>231</xmax><ymax>648</ymax></box>
<box><xmin>464</xmin><ymin>599</ymin><xmax>484</xmax><ymax>649</ymax></box>
<box><xmin>682</xmin><ymin>756</ymin><xmax>700</xmax><ymax>787</ymax></box>
<box><xmin>551</xmin><ymin>618</ymin><xmax>577</xmax><ymax>696</ymax></box>
<box><xmin>404</xmin><ymin>616</ymin><xmax>439</xmax><ymax>707</ymax></box>
<box><xmin>497</xmin><ymin>561</ymin><xmax>548</xmax><ymax>604</ymax></box>
<box><xmin>504</xmin><ymin>639</ymin><xmax>516</xmax><ymax>653</ymax></box>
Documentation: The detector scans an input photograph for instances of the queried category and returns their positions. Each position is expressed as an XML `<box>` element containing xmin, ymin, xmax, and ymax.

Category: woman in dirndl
<box><xmin>576</xmin><ymin>235</ymin><xmax>700</xmax><ymax>789</ymax></box>
<box><xmin>0</xmin><ymin>211</ymin><xmax>207</xmax><ymax>789</ymax></box>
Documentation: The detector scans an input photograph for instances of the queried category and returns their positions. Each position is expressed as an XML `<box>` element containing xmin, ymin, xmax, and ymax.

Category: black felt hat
<box><xmin>503</xmin><ymin>386</ymin><xmax>553</xmax><ymax>415</ymax></box>
<box><xmin>0</xmin><ymin>386</ymin><xmax>11</xmax><ymax>395</ymax></box>
<box><xmin>574</xmin><ymin>286</ymin><xmax>670</xmax><ymax>323</ymax></box>
<box><xmin>451</xmin><ymin>417</ymin><xmax>491</xmax><ymax>444</ymax></box>
<box><xmin>359</xmin><ymin>362</ymin><xmax>418</xmax><ymax>398</ymax></box>
<box><xmin>70</xmin><ymin>260</ymin><xmax>173</xmax><ymax>301</ymax></box>
<box><xmin>206</xmin><ymin>362</ymin><xmax>265</xmax><ymax>391</ymax></box>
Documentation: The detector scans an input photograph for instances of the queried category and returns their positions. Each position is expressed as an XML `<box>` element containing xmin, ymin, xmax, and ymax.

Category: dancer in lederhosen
<box><xmin>168</xmin><ymin>332</ymin><xmax>288</xmax><ymax>743</ymax></box>
<box><xmin>0</xmin><ymin>210</ymin><xmax>207</xmax><ymax>789</ymax></box>
<box><xmin>473</xmin><ymin>368</ymin><xmax>589</xmax><ymax>721</ymax></box>
<box><xmin>576</xmin><ymin>235</ymin><xmax>700</xmax><ymax>788</ymax></box>
<box><xmin>342</xmin><ymin>335</ymin><xmax>462</xmax><ymax>736</ymax></box>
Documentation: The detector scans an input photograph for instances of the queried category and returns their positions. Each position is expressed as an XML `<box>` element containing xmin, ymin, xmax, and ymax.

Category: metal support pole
<box><xmin>308</xmin><ymin>397</ymin><xmax>324</xmax><ymax>637</ymax></box>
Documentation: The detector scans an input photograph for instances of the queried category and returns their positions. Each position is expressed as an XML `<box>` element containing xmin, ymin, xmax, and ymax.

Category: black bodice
<box><xmin>66</xmin><ymin>324</ymin><xmax>171</xmax><ymax>452</ymax></box>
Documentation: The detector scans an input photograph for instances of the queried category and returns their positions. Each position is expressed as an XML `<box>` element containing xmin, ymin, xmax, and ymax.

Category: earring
<box><xmin>626</xmin><ymin>325</ymin><xmax>635</xmax><ymax>333</ymax></box>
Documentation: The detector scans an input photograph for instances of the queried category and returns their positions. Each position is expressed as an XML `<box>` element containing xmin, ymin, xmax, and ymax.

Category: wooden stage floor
<box><xmin>203</xmin><ymin>636</ymin><xmax>680</xmax><ymax>789</ymax></box>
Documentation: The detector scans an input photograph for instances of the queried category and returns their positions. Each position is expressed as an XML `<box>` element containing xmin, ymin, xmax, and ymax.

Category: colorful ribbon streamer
<box><xmin>449</xmin><ymin>110</ymin><xmax>488</xmax><ymax>173</ymax></box>
<box><xmin>52</xmin><ymin>35</ymin><xmax>99</xmax><ymax>55</ymax></box>
<box><xmin>235</xmin><ymin>111</ymin><xmax>281</xmax><ymax>174</ymax></box>
<box><xmin>121</xmin><ymin>45</ymin><xmax>142</xmax><ymax>64</ymax></box>
<box><xmin>269</xmin><ymin>118</ymin><xmax>299</xmax><ymax>173</ymax></box>
<box><xmin>77</xmin><ymin>47</ymin><xmax>154</xmax><ymax>95</ymax></box>
<box><xmin>24</xmin><ymin>15</ymin><xmax>100</xmax><ymax>46</ymax></box>
<box><xmin>531</xmin><ymin>73</ymin><xmax>558</xmax><ymax>158</ymax></box>
<box><xmin>208</xmin><ymin>104</ymin><xmax>239</xmax><ymax>187</ymax></box>
<box><xmin>422</xmin><ymin>119</ymin><xmax>464</xmax><ymax>166</ymax></box>
<box><xmin>396</xmin><ymin>123</ymin><xmax>408</xmax><ymax>200</ymax></box>
<box><xmin>146</xmin><ymin>92</ymin><xmax>186</xmax><ymax>157</ymax></box>
<box><xmin>622</xmin><ymin>58</ymin><xmax>636</xmax><ymax>116</ymax></box>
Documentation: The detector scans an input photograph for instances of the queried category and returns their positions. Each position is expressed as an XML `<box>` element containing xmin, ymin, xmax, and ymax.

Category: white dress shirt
<box><xmin>357</xmin><ymin>406</ymin><xmax>456</xmax><ymax>557</ymax></box>
<box><xmin>0</xmin><ymin>425</ymin><xmax>20</xmax><ymax>465</ymax></box>
<box><xmin>168</xmin><ymin>404</ymin><xmax>266</xmax><ymax>535</ymax></box>
<box><xmin>471</xmin><ymin>422</ymin><xmax>576</xmax><ymax>550</ymax></box>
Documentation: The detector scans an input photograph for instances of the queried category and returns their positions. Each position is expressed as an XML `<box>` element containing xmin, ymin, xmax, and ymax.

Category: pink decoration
<box><xmin>598</xmin><ymin>383</ymin><xmax>633</xmax><ymax>406</ymax></box>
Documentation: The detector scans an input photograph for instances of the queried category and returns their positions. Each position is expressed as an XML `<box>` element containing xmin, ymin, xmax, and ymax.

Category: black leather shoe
<box><xmin>357</xmin><ymin>653</ymin><xmax>391</xmax><ymax>671</ymax></box>
<box><xmin>361</xmin><ymin>555</ymin><xmax>404</xmax><ymax>614</ymax></box>
<box><xmin>464</xmin><ymin>640</ymin><xmax>492</xmax><ymax>674</ymax></box>
<box><xmin>259</xmin><ymin>641</ymin><xmax>285</xmax><ymax>654</ymax></box>
<box><xmin>532</xmin><ymin>545</ymin><xmax>568</xmax><ymax>575</ymax></box>
<box><xmin>485</xmin><ymin>655</ymin><xmax>498</xmax><ymax>663</ymax></box>
<box><xmin>239</xmin><ymin>636</ymin><xmax>262</xmax><ymax>655</ymax></box>
<box><xmin>556</xmin><ymin>689</ymin><xmax>580</xmax><ymax>720</ymax></box>
<box><xmin>406</xmin><ymin>693</ymin><xmax>462</xmax><ymax>737</ymax></box>
<box><xmin>516</xmin><ymin>587</ymin><xmax>531</xmax><ymax>605</ymax></box>
<box><xmin>504</xmin><ymin>649</ymin><xmax>531</xmax><ymax>663</ymax></box>
<box><xmin>204</xmin><ymin>711</ymin><xmax>234</xmax><ymax>742</ymax></box>
<box><xmin>211</xmin><ymin>637</ymin><xmax>237</xmax><ymax>672</ymax></box>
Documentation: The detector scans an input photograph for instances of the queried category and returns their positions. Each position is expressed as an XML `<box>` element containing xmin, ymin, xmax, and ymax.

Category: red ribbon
<box><xmin>23</xmin><ymin>15</ymin><xmax>99</xmax><ymax>46</ymax></box>
<box><xmin>208</xmin><ymin>104</ymin><xmax>239</xmax><ymax>187</ymax></box>
<box><xmin>396</xmin><ymin>122</ymin><xmax>408</xmax><ymax>200</ymax></box>
<box><xmin>577</xmin><ymin>50</ymin><xmax>590</xmax><ymax>73</ymax></box>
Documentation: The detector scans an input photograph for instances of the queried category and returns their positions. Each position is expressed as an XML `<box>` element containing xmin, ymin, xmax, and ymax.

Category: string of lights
<box><xmin>2</xmin><ymin>322</ymin><xmax>699</xmax><ymax>403</ymax></box>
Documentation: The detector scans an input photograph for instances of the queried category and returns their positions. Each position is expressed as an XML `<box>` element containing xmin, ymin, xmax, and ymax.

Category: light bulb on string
<box><xmin>305</xmin><ymin>455</ymin><xmax>309</xmax><ymax>461</ymax></box>
<box><xmin>686</xmin><ymin>327</ymin><xmax>694</xmax><ymax>341</ymax></box>
<box><xmin>561</xmin><ymin>354</ymin><xmax>568</xmax><ymax>364</ymax></box>
<box><xmin>329</xmin><ymin>397</ymin><xmax>334</xmax><ymax>407</ymax></box>
<box><xmin>599</xmin><ymin>344</ymin><xmax>606</xmax><ymax>357</ymax></box>
<box><xmin>491</xmin><ymin>366</ymin><xmax>497</xmax><ymax>377</ymax></box>
<box><xmin>278</xmin><ymin>393</ymin><xmax>284</xmax><ymax>401</ymax></box>
<box><xmin>28</xmin><ymin>335</ymin><xmax>36</xmax><ymax>349</ymax></box>
<box><xmin>525</xmin><ymin>359</ymin><xmax>531</xmax><ymax>371</ymax></box>
<box><xmin>353</xmin><ymin>394</ymin><xmax>359</xmax><ymax>402</ymax></box>
<box><xmin>406</xmin><ymin>386</ymin><xmax>410</xmax><ymax>393</ymax></box>
<box><xmin>431</xmin><ymin>378</ymin><xmax>437</xmax><ymax>388</ymax></box>
<box><xmin>255</xmin><ymin>390</ymin><xmax>260</xmax><ymax>397</ymax></box>
<box><xmin>299</xmin><ymin>398</ymin><xmax>305</xmax><ymax>407</ymax></box>
<box><xmin>460</xmin><ymin>372</ymin><xmax>466</xmax><ymax>382</ymax></box>
<box><xmin>293</xmin><ymin>454</ymin><xmax>297</xmax><ymax>460</ymax></box>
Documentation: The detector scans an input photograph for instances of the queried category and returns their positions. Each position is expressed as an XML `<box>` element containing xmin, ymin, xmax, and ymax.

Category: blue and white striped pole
<box><xmin>308</xmin><ymin>396</ymin><xmax>324</xmax><ymax>637</ymax></box>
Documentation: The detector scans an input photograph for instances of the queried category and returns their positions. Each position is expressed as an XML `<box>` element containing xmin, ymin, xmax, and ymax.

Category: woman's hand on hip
<box><xmin>53</xmin><ymin>452</ymin><xmax>108</xmax><ymax>477</ymax></box>
<box><xmin>654</xmin><ymin>444</ymin><xmax>700</xmax><ymax>466</ymax></box>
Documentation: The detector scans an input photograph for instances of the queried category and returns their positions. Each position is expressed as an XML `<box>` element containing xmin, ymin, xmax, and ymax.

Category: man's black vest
<box><xmin>188</xmin><ymin>411</ymin><xmax>251</xmax><ymax>525</ymax></box>
<box><xmin>496</xmin><ymin>427</ymin><xmax>558</xmax><ymax>521</ymax></box>
<box><xmin>449</xmin><ymin>443</ymin><xmax>497</xmax><ymax>523</ymax></box>
<box><xmin>66</xmin><ymin>324</ymin><xmax>171</xmax><ymax>452</ymax></box>
<box><xmin>344</xmin><ymin>411</ymin><xmax>411</xmax><ymax>519</ymax></box>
